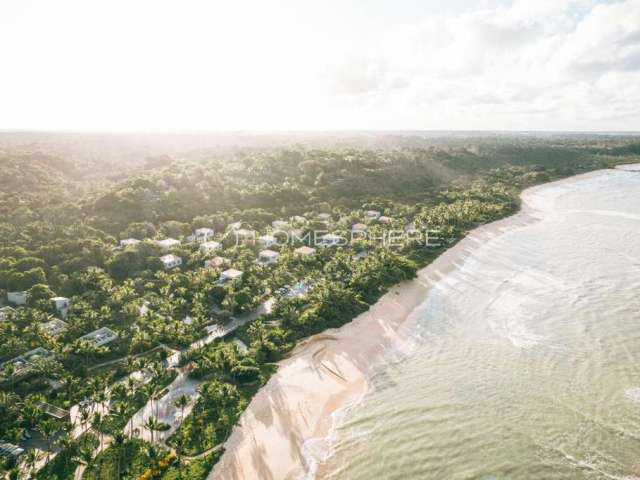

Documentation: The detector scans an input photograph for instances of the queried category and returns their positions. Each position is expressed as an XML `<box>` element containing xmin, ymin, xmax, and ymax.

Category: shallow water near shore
<box><xmin>317</xmin><ymin>167</ymin><xmax>640</xmax><ymax>480</ymax></box>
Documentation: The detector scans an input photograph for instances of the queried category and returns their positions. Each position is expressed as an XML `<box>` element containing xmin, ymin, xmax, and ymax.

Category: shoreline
<box><xmin>207</xmin><ymin>168</ymin><xmax>612</xmax><ymax>480</ymax></box>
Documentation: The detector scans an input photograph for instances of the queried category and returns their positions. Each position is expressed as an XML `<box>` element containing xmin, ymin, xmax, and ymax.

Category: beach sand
<box><xmin>208</xmin><ymin>170</ymin><xmax>607</xmax><ymax>480</ymax></box>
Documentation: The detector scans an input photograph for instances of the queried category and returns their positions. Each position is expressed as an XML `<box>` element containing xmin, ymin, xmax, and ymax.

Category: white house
<box><xmin>156</xmin><ymin>238</ymin><xmax>181</xmax><ymax>250</ymax></box>
<box><xmin>318</xmin><ymin>233</ymin><xmax>343</xmax><ymax>247</ymax></box>
<box><xmin>80</xmin><ymin>327</ymin><xmax>118</xmax><ymax>348</ymax></box>
<box><xmin>160</xmin><ymin>254</ymin><xmax>182</xmax><ymax>270</ymax></box>
<box><xmin>271</xmin><ymin>220</ymin><xmax>290</xmax><ymax>230</ymax></box>
<box><xmin>378</xmin><ymin>216</ymin><xmax>392</xmax><ymax>224</ymax></box>
<box><xmin>190</xmin><ymin>227</ymin><xmax>214</xmax><ymax>243</ymax></box>
<box><xmin>219</xmin><ymin>268</ymin><xmax>243</xmax><ymax>283</ymax></box>
<box><xmin>7</xmin><ymin>291</ymin><xmax>27</xmax><ymax>305</ymax></box>
<box><xmin>204</xmin><ymin>256</ymin><xmax>227</xmax><ymax>268</ymax></box>
<box><xmin>0</xmin><ymin>442</ymin><xmax>24</xmax><ymax>459</ymax></box>
<box><xmin>119</xmin><ymin>238</ymin><xmax>141</xmax><ymax>248</ymax></box>
<box><xmin>352</xmin><ymin>223</ymin><xmax>367</xmax><ymax>233</ymax></box>
<box><xmin>200</xmin><ymin>241</ymin><xmax>222</xmax><ymax>253</ymax></box>
<box><xmin>234</xmin><ymin>229</ymin><xmax>256</xmax><ymax>244</ymax></box>
<box><xmin>0</xmin><ymin>306</ymin><xmax>16</xmax><ymax>322</ymax></box>
<box><xmin>365</xmin><ymin>210</ymin><xmax>381</xmax><ymax>220</ymax></box>
<box><xmin>295</xmin><ymin>246</ymin><xmax>316</xmax><ymax>256</ymax></box>
<box><xmin>51</xmin><ymin>297</ymin><xmax>70</xmax><ymax>319</ymax></box>
<box><xmin>41</xmin><ymin>318</ymin><xmax>69</xmax><ymax>338</ymax></box>
<box><xmin>257</xmin><ymin>249</ymin><xmax>279</xmax><ymax>265</ymax></box>
<box><xmin>258</xmin><ymin>234</ymin><xmax>277</xmax><ymax>248</ymax></box>
<box><xmin>2</xmin><ymin>348</ymin><xmax>53</xmax><ymax>378</ymax></box>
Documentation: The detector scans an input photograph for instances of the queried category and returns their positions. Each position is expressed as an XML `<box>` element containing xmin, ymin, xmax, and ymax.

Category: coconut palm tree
<box><xmin>23</xmin><ymin>449</ymin><xmax>40</xmax><ymax>478</ymax></box>
<box><xmin>143</xmin><ymin>416</ymin><xmax>163</xmax><ymax>444</ymax></box>
<box><xmin>37</xmin><ymin>419</ymin><xmax>59</xmax><ymax>462</ymax></box>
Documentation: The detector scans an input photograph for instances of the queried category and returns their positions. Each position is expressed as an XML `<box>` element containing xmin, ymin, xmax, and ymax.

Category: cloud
<box><xmin>328</xmin><ymin>0</ymin><xmax>640</xmax><ymax>130</ymax></box>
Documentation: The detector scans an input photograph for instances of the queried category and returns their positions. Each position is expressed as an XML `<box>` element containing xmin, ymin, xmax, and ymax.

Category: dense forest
<box><xmin>0</xmin><ymin>132</ymin><xmax>637</xmax><ymax>479</ymax></box>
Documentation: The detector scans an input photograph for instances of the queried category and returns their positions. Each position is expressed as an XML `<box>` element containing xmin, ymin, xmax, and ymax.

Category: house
<box><xmin>2</xmin><ymin>347</ymin><xmax>53</xmax><ymax>378</ymax></box>
<box><xmin>79</xmin><ymin>327</ymin><xmax>118</xmax><ymax>348</ymax></box>
<box><xmin>204</xmin><ymin>256</ymin><xmax>227</xmax><ymax>268</ymax></box>
<box><xmin>193</xmin><ymin>227</ymin><xmax>214</xmax><ymax>242</ymax></box>
<box><xmin>219</xmin><ymin>268</ymin><xmax>243</xmax><ymax>283</ymax></box>
<box><xmin>295</xmin><ymin>246</ymin><xmax>316</xmax><ymax>256</ymax></box>
<box><xmin>0</xmin><ymin>442</ymin><xmax>24</xmax><ymax>459</ymax></box>
<box><xmin>352</xmin><ymin>223</ymin><xmax>367</xmax><ymax>233</ymax></box>
<box><xmin>258</xmin><ymin>234</ymin><xmax>277</xmax><ymax>248</ymax></box>
<box><xmin>156</xmin><ymin>238</ymin><xmax>181</xmax><ymax>250</ymax></box>
<box><xmin>7</xmin><ymin>291</ymin><xmax>27</xmax><ymax>305</ymax></box>
<box><xmin>51</xmin><ymin>296</ymin><xmax>70</xmax><ymax>319</ymax></box>
<box><xmin>317</xmin><ymin>213</ymin><xmax>332</xmax><ymax>221</ymax></box>
<box><xmin>160</xmin><ymin>254</ymin><xmax>182</xmax><ymax>270</ymax></box>
<box><xmin>257</xmin><ymin>249</ymin><xmax>279</xmax><ymax>265</ymax></box>
<box><xmin>318</xmin><ymin>233</ymin><xmax>343</xmax><ymax>247</ymax></box>
<box><xmin>271</xmin><ymin>220</ymin><xmax>290</xmax><ymax>230</ymax></box>
<box><xmin>0</xmin><ymin>306</ymin><xmax>16</xmax><ymax>322</ymax></box>
<box><xmin>41</xmin><ymin>318</ymin><xmax>69</xmax><ymax>337</ymax></box>
<box><xmin>119</xmin><ymin>238</ymin><xmax>140</xmax><ymax>247</ymax></box>
<box><xmin>365</xmin><ymin>210</ymin><xmax>381</xmax><ymax>220</ymax></box>
<box><xmin>37</xmin><ymin>401</ymin><xmax>69</xmax><ymax>420</ymax></box>
<box><xmin>234</xmin><ymin>229</ymin><xmax>256</xmax><ymax>244</ymax></box>
<box><xmin>201</xmin><ymin>241</ymin><xmax>222</xmax><ymax>253</ymax></box>
<box><xmin>378</xmin><ymin>216</ymin><xmax>392</xmax><ymax>224</ymax></box>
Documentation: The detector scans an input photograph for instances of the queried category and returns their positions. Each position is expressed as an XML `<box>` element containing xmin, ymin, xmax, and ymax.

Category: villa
<box><xmin>160</xmin><ymin>254</ymin><xmax>182</xmax><ymax>269</ymax></box>
<box><xmin>119</xmin><ymin>238</ymin><xmax>141</xmax><ymax>247</ymax></box>
<box><xmin>317</xmin><ymin>213</ymin><xmax>332</xmax><ymax>221</ymax></box>
<box><xmin>201</xmin><ymin>241</ymin><xmax>222</xmax><ymax>253</ymax></box>
<box><xmin>365</xmin><ymin>210</ymin><xmax>381</xmax><ymax>220</ymax></box>
<box><xmin>257</xmin><ymin>249</ymin><xmax>279</xmax><ymax>265</ymax></box>
<box><xmin>258</xmin><ymin>234</ymin><xmax>277</xmax><ymax>248</ymax></box>
<box><xmin>41</xmin><ymin>318</ymin><xmax>69</xmax><ymax>337</ymax></box>
<box><xmin>234</xmin><ymin>229</ymin><xmax>256</xmax><ymax>244</ymax></box>
<box><xmin>191</xmin><ymin>227</ymin><xmax>214</xmax><ymax>242</ymax></box>
<box><xmin>51</xmin><ymin>296</ymin><xmax>70</xmax><ymax>319</ymax></box>
<box><xmin>0</xmin><ymin>442</ymin><xmax>24</xmax><ymax>459</ymax></box>
<box><xmin>295</xmin><ymin>246</ymin><xmax>316</xmax><ymax>256</ymax></box>
<box><xmin>205</xmin><ymin>256</ymin><xmax>227</xmax><ymax>268</ymax></box>
<box><xmin>0</xmin><ymin>306</ymin><xmax>16</xmax><ymax>322</ymax></box>
<box><xmin>319</xmin><ymin>233</ymin><xmax>343</xmax><ymax>247</ymax></box>
<box><xmin>79</xmin><ymin>327</ymin><xmax>118</xmax><ymax>348</ymax></box>
<box><xmin>7</xmin><ymin>291</ymin><xmax>27</xmax><ymax>305</ymax></box>
<box><xmin>352</xmin><ymin>223</ymin><xmax>367</xmax><ymax>233</ymax></box>
<box><xmin>219</xmin><ymin>268</ymin><xmax>243</xmax><ymax>283</ymax></box>
<box><xmin>378</xmin><ymin>216</ymin><xmax>392</xmax><ymax>224</ymax></box>
<box><xmin>2</xmin><ymin>347</ymin><xmax>53</xmax><ymax>378</ymax></box>
<box><xmin>272</xmin><ymin>220</ymin><xmax>290</xmax><ymax>230</ymax></box>
<box><xmin>156</xmin><ymin>238</ymin><xmax>181</xmax><ymax>250</ymax></box>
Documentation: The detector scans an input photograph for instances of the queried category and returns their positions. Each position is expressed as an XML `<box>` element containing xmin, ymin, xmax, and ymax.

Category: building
<box><xmin>258</xmin><ymin>234</ymin><xmax>277</xmax><ymax>248</ymax></box>
<box><xmin>156</xmin><ymin>238</ymin><xmax>181</xmax><ymax>250</ymax></box>
<box><xmin>271</xmin><ymin>220</ymin><xmax>290</xmax><ymax>230</ymax></box>
<box><xmin>0</xmin><ymin>306</ymin><xmax>16</xmax><ymax>322</ymax></box>
<box><xmin>119</xmin><ymin>238</ymin><xmax>141</xmax><ymax>247</ymax></box>
<box><xmin>160</xmin><ymin>254</ymin><xmax>182</xmax><ymax>270</ymax></box>
<box><xmin>378</xmin><ymin>216</ymin><xmax>392</xmax><ymax>224</ymax></box>
<box><xmin>2</xmin><ymin>347</ymin><xmax>53</xmax><ymax>378</ymax></box>
<box><xmin>41</xmin><ymin>318</ymin><xmax>69</xmax><ymax>337</ymax></box>
<box><xmin>7</xmin><ymin>291</ymin><xmax>27</xmax><ymax>305</ymax></box>
<box><xmin>37</xmin><ymin>401</ymin><xmax>69</xmax><ymax>420</ymax></box>
<box><xmin>194</xmin><ymin>227</ymin><xmax>215</xmax><ymax>242</ymax></box>
<box><xmin>204</xmin><ymin>256</ymin><xmax>227</xmax><ymax>268</ymax></box>
<box><xmin>51</xmin><ymin>296</ymin><xmax>70</xmax><ymax>319</ymax></box>
<box><xmin>291</xmin><ymin>215</ymin><xmax>307</xmax><ymax>225</ymax></box>
<box><xmin>0</xmin><ymin>442</ymin><xmax>24</xmax><ymax>459</ymax></box>
<box><xmin>317</xmin><ymin>213</ymin><xmax>332</xmax><ymax>221</ymax></box>
<box><xmin>79</xmin><ymin>327</ymin><xmax>118</xmax><ymax>348</ymax></box>
<box><xmin>234</xmin><ymin>229</ymin><xmax>256</xmax><ymax>244</ymax></box>
<box><xmin>201</xmin><ymin>241</ymin><xmax>222</xmax><ymax>253</ymax></box>
<box><xmin>352</xmin><ymin>223</ymin><xmax>367</xmax><ymax>233</ymax></box>
<box><xmin>257</xmin><ymin>249</ymin><xmax>279</xmax><ymax>265</ymax></box>
<box><xmin>295</xmin><ymin>246</ymin><xmax>316</xmax><ymax>256</ymax></box>
<box><xmin>319</xmin><ymin>233</ymin><xmax>343</xmax><ymax>247</ymax></box>
<box><xmin>219</xmin><ymin>268</ymin><xmax>243</xmax><ymax>283</ymax></box>
<box><xmin>365</xmin><ymin>210</ymin><xmax>381</xmax><ymax>220</ymax></box>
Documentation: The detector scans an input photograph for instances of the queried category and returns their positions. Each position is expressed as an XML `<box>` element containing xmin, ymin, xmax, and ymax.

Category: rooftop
<box><xmin>79</xmin><ymin>327</ymin><xmax>118</xmax><ymax>347</ymax></box>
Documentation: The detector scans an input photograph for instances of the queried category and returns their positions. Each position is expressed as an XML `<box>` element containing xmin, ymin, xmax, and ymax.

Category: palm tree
<box><xmin>173</xmin><ymin>394</ymin><xmax>189</xmax><ymax>427</ymax></box>
<box><xmin>23</xmin><ymin>449</ymin><xmax>40</xmax><ymax>478</ymax></box>
<box><xmin>112</xmin><ymin>431</ymin><xmax>126</xmax><ymax>479</ymax></box>
<box><xmin>145</xmin><ymin>444</ymin><xmax>161</xmax><ymax>472</ymax></box>
<box><xmin>37</xmin><ymin>419</ymin><xmax>59</xmax><ymax>462</ymax></box>
<box><xmin>143</xmin><ymin>416</ymin><xmax>163</xmax><ymax>444</ymax></box>
<box><xmin>92</xmin><ymin>412</ymin><xmax>104</xmax><ymax>451</ymax></box>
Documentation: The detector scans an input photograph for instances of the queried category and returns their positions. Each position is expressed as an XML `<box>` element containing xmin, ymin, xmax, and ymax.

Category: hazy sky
<box><xmin>1</xmin><ymin>0</ymin><xmax>639</xmax><ymax>131</ymax></box>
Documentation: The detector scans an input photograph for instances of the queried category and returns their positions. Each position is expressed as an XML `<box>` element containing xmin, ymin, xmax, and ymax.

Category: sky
<box><xmin>1</xmin><ymin>0</ymin><xmax>639</xmax><ymax>132</ymax></box>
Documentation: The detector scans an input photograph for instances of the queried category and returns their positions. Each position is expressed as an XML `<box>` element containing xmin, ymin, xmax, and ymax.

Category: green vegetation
<box><xmin>0</xmin><ymin>132</ymin><xmax>637</xmax><ymax>478</ymax></box>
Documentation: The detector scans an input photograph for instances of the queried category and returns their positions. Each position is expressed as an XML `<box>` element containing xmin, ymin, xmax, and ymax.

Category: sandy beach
<box><xmin>208</xmin><ymin>170</ymin><xmax>608</xmax><ymax>480</ymax></box>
